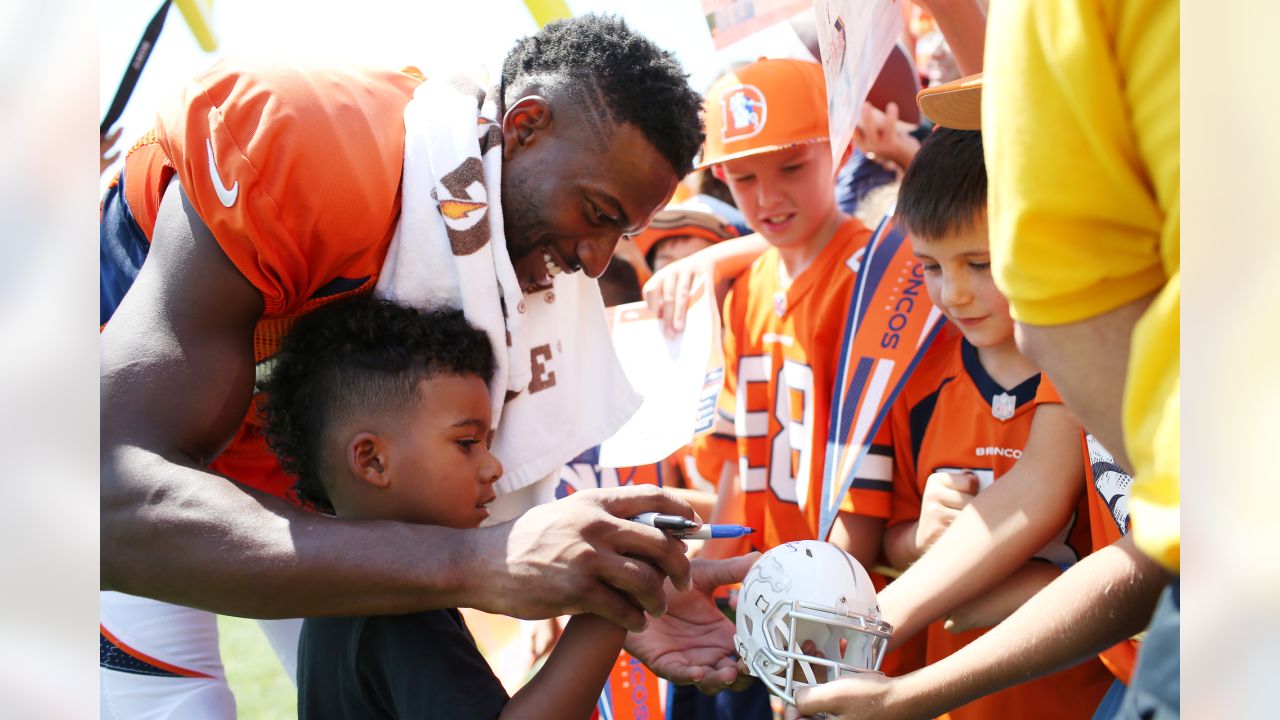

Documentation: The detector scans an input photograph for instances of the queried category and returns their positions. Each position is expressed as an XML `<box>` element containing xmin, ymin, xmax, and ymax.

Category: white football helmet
<box><xmin>734</xmin><ymin>540</ymin><xmax>892</xmax><ymax>705</ymax></box>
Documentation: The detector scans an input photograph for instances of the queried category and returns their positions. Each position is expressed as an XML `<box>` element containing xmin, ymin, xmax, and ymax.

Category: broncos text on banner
<box><xmin>820</xmin><ymin>218</ymin><xmax>946</xmax><ymax>540</ymax></box>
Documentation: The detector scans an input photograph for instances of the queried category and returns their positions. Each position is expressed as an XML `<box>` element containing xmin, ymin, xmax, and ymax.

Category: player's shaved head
<box><xmin>499</xmin><ymin>13</ymin><xmax>704</xmax><ymax>176</ymax></box>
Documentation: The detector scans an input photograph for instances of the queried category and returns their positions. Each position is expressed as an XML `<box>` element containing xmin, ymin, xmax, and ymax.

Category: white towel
<box><xmin>375</xmin><ymin>75</ymin><xmax>640</xmax><ymax>496</ymax></box>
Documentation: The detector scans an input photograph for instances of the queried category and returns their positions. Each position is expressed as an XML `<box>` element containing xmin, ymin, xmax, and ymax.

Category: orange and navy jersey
<box><xmin>719</xmin><ymin>217</ymin><xmax>889</xmax><ymax>551</ymax></box>
<box><xmin>881</xmin><ymin>332</ymin><xmax>1110</xmax><ymax>719</ymax></box>
<box><xmin>1083</xmin><ymin>433</ymin><xmax>1140</xmax><ymax>684</ymax></box>
<box><xmin>100</xmin><ymin>59</ymin><xmax>424</xmax><ymax>498</ymax></box>
<box><xmin>553</xmin><ymin>446</ymin><xmax>666</xmax><ymax>498</ymax></box>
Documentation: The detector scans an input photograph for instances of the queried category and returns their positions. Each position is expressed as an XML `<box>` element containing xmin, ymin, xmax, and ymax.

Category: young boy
<box><xmin>259</xmin><ymin>296</ymin><xmax>624</xmax><ymax>720</ymax></box>
<box><xmin>701</xmin><ymin>56</ymin><xmax>889</xmax><ymax>579</ymax></box>
<box><xmin>677</xmin><ymin>58</ymin><xmax>897</xmax><ymax>719</ymax></box>
<box><xmin>875</xmin><ymin>126</ymin><xmax>1113</xmax><ymax>718</ymax></box>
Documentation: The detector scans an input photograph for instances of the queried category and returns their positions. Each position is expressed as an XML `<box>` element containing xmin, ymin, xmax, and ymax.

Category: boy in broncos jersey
<box><xmin>260</xmin><ymin>296</ymin><xmax>626</xmax><ymax>720</ymax></box>
<box><xmin>688</xmin><ymin>57</ymin><xmax>891</xmax><ymax>719</ymax></box>
<box><xmin>870</xmin><ymin>127</ymin><xmax>1112</xmax><ymax>719</ymax></box>
<box><xmin>699</xmin><ymin>57</ymin><xmax>888</xmax><ymax>580</ymax></box>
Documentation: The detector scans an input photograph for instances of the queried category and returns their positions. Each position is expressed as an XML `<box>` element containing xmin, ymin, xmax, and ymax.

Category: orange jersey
<box><xmin>1083</xmin><ymin>433</ymin><xmax>1140</xmax><ymax>684</ymax></box>
<box><xmin>678</xmin><ymin>432</ymin><xmax>738</xmax><ymax>492</ymax></box>
<box><xmin>882</xmin><ymin>333</ymin><xmax>1111</xmax><ymax>719</ymax></box>
<box><xmin>719</xmin><ymin>217</ymin><xmax>890</xmax><ymax>551</ymax></box>
<box><xmin>114</xmin><ymin>59</ymin><xmax>424</xmax><ymax>498</ymax></box>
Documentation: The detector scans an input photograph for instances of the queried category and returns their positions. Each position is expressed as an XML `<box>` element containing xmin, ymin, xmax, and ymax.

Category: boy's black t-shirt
<box><xmin>298</xmin><ymin>608</ymin><xmax>509</xmax><ymax>719</ymax></box>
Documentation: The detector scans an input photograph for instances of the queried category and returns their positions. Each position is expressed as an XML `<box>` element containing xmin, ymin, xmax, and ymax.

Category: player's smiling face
<box><xmin>500</xmin><ymin>96</ymin><xmax>679</xmax><ymax>295</ymax></box>
<box><xmin>913</xmin><ymin>215</ymin><xmax>1014</xmax><ymax>348</ymax></box>
<box><xmin>718</xmin><ymin>142</ymin><xmax>835</xmax><ymax>253</ymax></box>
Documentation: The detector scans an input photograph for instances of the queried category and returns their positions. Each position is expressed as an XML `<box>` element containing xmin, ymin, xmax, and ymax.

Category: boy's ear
<box><xmin>710</xmin><ymin>163</ymin><xmax>727</xmax><ymax>182</ymax></box>
<box><xmin>501</xmin><ymin>95</ymin><xmax>552</xmax><ymax>160</ymax></box>
<box><xmin>347</xmin><ymin>432</ymin><xmax>391</xmax><ymax>490</ymax></box>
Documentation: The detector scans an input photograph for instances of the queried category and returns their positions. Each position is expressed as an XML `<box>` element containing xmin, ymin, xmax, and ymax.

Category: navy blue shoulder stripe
<box><xmin>99</xmin><ymin>168</ymin><xmax>152</xmax><ymax>325</ymax></box>
<box><xmin>100</xmin><ymin>632</ymin><xmax>184</xmax><ymax>678</ymax></box>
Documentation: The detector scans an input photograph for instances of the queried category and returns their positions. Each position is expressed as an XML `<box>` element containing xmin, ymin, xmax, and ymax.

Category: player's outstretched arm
<box><xmin>795</xmin><ymin>534</ymin><xmax>1167</xmax><ymax>720</ymax></box>
<box><xmin>101</xmin><ymin>182</ymin><xmax>694</xmax><ymax>626</ymax></box>
<box><xmin>877</xmin><ymin>404</ymin><xmax>1084</xmax><ymax>647</ymax></box>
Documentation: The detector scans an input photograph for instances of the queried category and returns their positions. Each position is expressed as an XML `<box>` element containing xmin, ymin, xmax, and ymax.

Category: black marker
<box><xmin>631</xmin><ymin>512</ymin><xmax>756</xmax><ymax>540</ymax></box>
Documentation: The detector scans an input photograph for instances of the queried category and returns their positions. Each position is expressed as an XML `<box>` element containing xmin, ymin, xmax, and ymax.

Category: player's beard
<box><xmin>500</xmin><ymin>164</ymin><xmax>544</xmax><ymax>265</ymax></box>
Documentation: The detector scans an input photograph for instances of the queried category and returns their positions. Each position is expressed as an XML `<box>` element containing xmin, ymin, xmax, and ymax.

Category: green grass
<box><xmin>218</xmin><ymin>615</ymin><xmax>298</xmax><ymax>719</ymax></box>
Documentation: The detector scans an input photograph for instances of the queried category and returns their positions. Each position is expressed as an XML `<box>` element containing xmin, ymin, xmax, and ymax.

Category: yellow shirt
<box><xmin>983</xmin><ymin>0</ymin><xmax>1179</xmax><ymax>571</ymax></box>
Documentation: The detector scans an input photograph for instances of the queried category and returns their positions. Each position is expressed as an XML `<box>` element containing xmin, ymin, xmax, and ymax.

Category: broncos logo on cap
<box><xmin>722</xmin><ymin>84</ymin><xmax>767</xmax><ymax>142</ymax></box>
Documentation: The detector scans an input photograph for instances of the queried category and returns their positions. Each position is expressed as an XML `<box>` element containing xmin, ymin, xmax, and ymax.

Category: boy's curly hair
<box><xmin>259</xmin><ymin>296</ymin><xmax>495</xmax><ymax>514</ymax></box>
<box><xmin>500</xmin><ymin>13</ymin><xmax>705</xmax><ymax>176</ymax></box>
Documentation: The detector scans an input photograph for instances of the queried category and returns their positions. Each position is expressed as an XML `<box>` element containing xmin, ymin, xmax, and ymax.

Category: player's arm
<box><xmin>643</xmin><ymin>234</ymin><xmax>768</xmax><ymax>336</ymax></box>
<box><xmin>795</xmin><ymin>534</ymin><xmax>1167</xmax><ymax>720</ymax></box>
<box><xmin>502</xmin><ymin>614</ymin><xmax>625</xmax><ymax>720</ymax></box>
<box><xmin>100</xmin><ymin>182</ymin><xmax>693</xmax><ymax>626</ymax></box>
<box><xmin>877</xmin><ymin>404</ymin><xmax>1084</xmax><ymax>647</ymax></box>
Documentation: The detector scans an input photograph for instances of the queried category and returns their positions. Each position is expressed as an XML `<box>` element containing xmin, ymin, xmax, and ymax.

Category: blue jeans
<box><xmin>1118</xmin><ymin>579</ymin><xmax>1180</xmax><ymax>719</ymax></box>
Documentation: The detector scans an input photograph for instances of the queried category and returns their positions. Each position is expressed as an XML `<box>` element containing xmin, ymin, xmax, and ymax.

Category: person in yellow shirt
<box><xmin>981</xmin><ymin>2</ymin><xmax>1179</xmax><ymax>716</ymax></box>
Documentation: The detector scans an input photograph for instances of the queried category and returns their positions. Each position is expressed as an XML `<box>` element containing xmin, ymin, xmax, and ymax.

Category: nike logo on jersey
<box><xmin>206</xmin><ymin>138</ymin><xmax>238</xmax><ymax>207</ymax></box>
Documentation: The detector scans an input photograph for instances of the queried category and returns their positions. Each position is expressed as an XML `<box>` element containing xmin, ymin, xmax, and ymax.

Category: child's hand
<box><xmin>643</xmin><ymin>260</ymin><xmax>711</xmax><ymax>338</ymax></box>
<box><xmin>915</xmin><ymin>471</ymin><xmax>979</xmax><ymax>552</ymax></box>
<box><xmin>525</xmin><ymin>616</ymin><xmax>563</xmax><ymax>663</ymax></box>
<box><xmin>853</xmin><ymin>102</ymin><xmax>921</xmax><ymax>173</ymax></box>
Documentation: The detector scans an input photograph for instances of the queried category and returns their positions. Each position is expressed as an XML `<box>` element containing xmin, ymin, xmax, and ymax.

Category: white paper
<box><xmin>597</xmin><ymin>283</ymin><xmax>724</xmax><ymax>468</ymax></box>
<box><xmin>814</xmin><ymin>0</ymin><xmax>904</xmax><ymax>168</ymax></box>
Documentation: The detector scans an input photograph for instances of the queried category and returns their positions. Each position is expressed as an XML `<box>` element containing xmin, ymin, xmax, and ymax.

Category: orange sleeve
<box><xmin>1035</xmin><ymin>372</ymin><xmax>1063</xmax><ymax>404</ymax></box>
<box><xmin>886</xmin><ymin>400</ymin><xmax>923</xmax><ymax>528</ymax></box>
<box><xmin>119</xmin><ymin>136</ymin><xmax>176</xmax><ymax>240</ymax></box>
<box><xmin>155</xmin><ymin>59</ymin><xmax>423</xmax><ymax>316</ymax></box>
<box><xmin>691</xmin><ymin>433</ymin><xmax>737</xmax><ymax>489</ymax></box>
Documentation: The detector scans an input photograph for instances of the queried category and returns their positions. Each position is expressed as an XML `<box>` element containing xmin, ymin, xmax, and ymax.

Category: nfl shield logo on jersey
<box><xmin>991</xmin><ymin>392</ymin><xmax>1015</xmax><ymax>421</ymax></box>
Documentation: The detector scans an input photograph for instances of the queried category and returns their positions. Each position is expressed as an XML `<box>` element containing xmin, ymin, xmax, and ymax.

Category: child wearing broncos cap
<box><xmin>691</xmin><ymin>57</ymin><xmax>908</xmax><ymax>717</ymax></box>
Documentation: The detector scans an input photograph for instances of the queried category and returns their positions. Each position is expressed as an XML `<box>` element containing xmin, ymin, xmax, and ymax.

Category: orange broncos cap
<box><xmin>699</xmin><ymin>58</ymin><xmax>830</xmax><ymax>169</ymax></box>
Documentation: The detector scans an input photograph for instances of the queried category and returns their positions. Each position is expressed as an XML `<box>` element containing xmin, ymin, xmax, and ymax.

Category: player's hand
<box><xmin>793</xmin><ymin>672</ymin><xmax>901</xmax><ymax>720</ymax></box>
<box><xmin>643</xmin><ymin>257</ymin><xmax>711</xmax><ymax>338</ymax></box>
<box><xmin>625</xmin><ymin>553</ymin><xmax>759</xmax><ymax>694</ymax></box>
<box><xmin>915</xmin><ymin>471</ymin><xmax>979</xmax><ymax>552</ymax></box>
<box><xmin>481</xmin><ymin>486</ymin><xmax>696</xmax><ymax>632</ymax></box>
